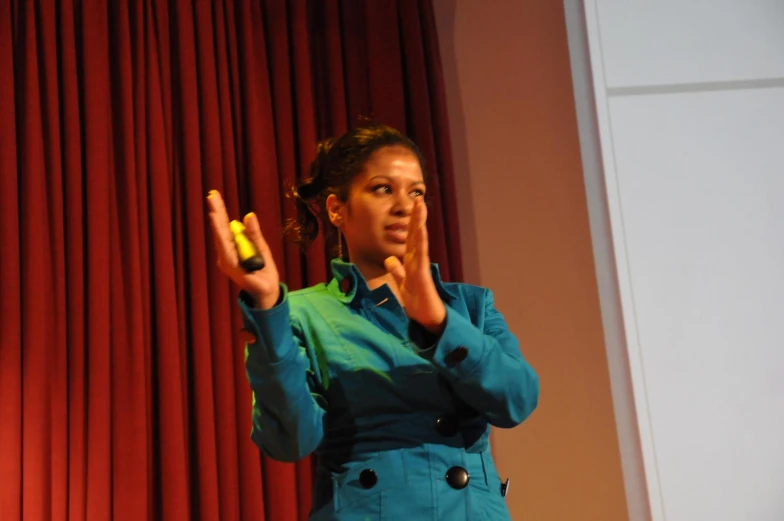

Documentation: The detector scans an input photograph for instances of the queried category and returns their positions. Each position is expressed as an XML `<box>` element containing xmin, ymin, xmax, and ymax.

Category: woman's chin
<box><xmin>385</xmin><ymin>243</ymin><xmax>407</xmax><ymax>258</ymax></box>
<box><xmin>360</xmin><ymin>241</ymin><xmax>406</xmax><ymax>263</ymax></box>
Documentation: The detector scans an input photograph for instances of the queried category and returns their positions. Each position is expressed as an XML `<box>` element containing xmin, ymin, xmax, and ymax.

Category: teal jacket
<box><xmin>239</xmin><ymin>259</ymin><xmax>539</xmax><ymax>520</ymax></box>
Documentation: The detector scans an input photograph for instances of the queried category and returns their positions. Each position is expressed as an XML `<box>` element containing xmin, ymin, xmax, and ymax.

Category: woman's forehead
<box><xmin>359</xmin><ymin>148</ymin><xmax>424</xmax><ymax>182</ymax></box>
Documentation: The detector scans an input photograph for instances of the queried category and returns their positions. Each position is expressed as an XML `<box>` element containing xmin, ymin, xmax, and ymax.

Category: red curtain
<box><xmin>0</xmin><ymin>1</ymin><xmax>462</xmax><ymax>520</ymax></box>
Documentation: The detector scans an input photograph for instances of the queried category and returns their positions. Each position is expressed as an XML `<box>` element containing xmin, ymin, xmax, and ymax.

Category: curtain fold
<box><xmin>0</xmin><ymin>1</ymin><xmax>462</xmax><ymax>519</ymax></box>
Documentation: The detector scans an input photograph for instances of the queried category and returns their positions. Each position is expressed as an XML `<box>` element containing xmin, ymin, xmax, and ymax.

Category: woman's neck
<box><xmin>350</xmin><ymin>256</ymin><xmax>403</xmax><ymax>303</ymax></box>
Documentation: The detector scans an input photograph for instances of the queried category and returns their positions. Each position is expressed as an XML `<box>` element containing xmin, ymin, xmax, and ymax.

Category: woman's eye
<box><xmin>372</xmin><ymin>184</ymin><xmax>392</xmax><ymax>194</ymax></box>
<box><xmin>411</xmin><ymin>189</ymin><xmax>425</xmax><ymax>197</ymax></box>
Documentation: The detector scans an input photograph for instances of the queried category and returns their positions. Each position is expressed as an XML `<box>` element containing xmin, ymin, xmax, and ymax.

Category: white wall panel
<box><xmin>568</xmin><ymin>0</ymin><xmax>784</xmax><ymax>519</ymax></box>
<box><xmin>608</xmin><ymin>88</ymin><xmax>784</xmax><ymax>521</ymax></box>
<box><xmin>594</xmin><ymin>1</ymin><xmax>784</xmax><ymax>88</ymax></box>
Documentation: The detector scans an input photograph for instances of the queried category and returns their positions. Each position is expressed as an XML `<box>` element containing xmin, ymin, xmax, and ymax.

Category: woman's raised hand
<box><xmin>384</xmin><ymin>198</ymin><xmax>446</xmax><ymax>334</ymax></box>
<box><xmin>206</xmin><ymin>190</ymin><xmax>281</xmax><ymax>309</ymax></box>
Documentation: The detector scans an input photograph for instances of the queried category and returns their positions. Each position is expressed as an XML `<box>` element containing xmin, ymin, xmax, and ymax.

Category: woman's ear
<box><xmin>326</xmin><ymin>193</ymin><xmax>343</xmax><ymax>227</ymax></box>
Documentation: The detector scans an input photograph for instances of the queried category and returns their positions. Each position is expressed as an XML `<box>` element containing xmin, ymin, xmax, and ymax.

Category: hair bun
<box><xmin>299</xmin><ymin>137</ymin><xmax>336</xmax><ymax>199</ymax></box>
<box><xmin>296</xmin><ymin>177</ymin><xmax>319</xmax><ymax>200</ymax></box>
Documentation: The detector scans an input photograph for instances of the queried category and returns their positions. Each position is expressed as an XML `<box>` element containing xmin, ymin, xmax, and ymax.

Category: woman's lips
<box><xmin>385</xmin><ymin>223</ymin><xmax>408</xmax><ymax>243</ymax></box>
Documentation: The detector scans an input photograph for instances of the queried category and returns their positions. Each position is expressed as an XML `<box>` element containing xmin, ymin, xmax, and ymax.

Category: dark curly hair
<box><xmin>283</xmin><ymin>123</ymin><xmax>426</xmax><ymax>249</ymax></box>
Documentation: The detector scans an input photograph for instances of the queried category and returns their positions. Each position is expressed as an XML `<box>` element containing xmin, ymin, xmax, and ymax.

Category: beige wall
<box><xmin>433</xmin><ymin>1</ymin><xmax>629</xmax><ymax>519</ymax></box>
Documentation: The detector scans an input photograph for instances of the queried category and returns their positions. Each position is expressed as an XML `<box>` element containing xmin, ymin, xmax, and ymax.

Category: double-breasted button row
<box><xmin>435</xmin><ymin>414</ymin><xmax>459</xmax><ymax>437</ymax></box>
<box><xmin>359</xmin><ymin>469</ymin><xmax>378</xmax><ymax>489</ymax></box>
<box><xmin>445</xmin><ymin>466</ymin><xmax>470</xmax><ymax>489</ymax></box>
<box><xmin>444</xmin><ymin>346</ymin><xmax>468</xmax><ymax>366</ymax></box>
<box><xmin>356</xmin><ymin>466</ymin><xmax>470</xmax><ymax>490</ymax></box>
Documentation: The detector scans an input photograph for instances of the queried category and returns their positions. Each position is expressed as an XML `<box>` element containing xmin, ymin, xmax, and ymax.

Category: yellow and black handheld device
<box><xmin>229</xmin><ymin>220</ymin><xmax>265</xmax><ymax>272</ymax></box>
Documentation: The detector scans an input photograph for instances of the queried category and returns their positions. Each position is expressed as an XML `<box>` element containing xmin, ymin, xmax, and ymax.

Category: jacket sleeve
<box><xmin>409</xmin><ymin>288</ymin><xmax>539</xmax><ymax>428</ymax></box>
<box><xmin>238</xmin><ymin>284</ymin><xmax>327</xmax><ymax>462</ymax></box>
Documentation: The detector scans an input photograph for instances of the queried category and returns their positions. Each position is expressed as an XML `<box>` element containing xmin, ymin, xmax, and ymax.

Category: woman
<box><xmin>206</xmin><ymin>124</ymin><xmax>539</xmax><ymax>520</ymax></box>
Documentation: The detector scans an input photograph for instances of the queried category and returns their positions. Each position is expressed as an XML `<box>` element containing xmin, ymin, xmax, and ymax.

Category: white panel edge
<box><xmin>575</xmin><ymin>1</ymin><xmax>665</xmax><ymax>519</ymax></box>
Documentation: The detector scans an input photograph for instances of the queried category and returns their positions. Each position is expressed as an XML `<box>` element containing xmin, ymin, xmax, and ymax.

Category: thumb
<box><xmin>384</xmin><ymin>256</ymin><xmax>406</xmax><ymax>287</ymax></box>
<box><xmin>243</xmin><ymin>212</ymin><xmax>272</xmax><ymax>258</ymax></box>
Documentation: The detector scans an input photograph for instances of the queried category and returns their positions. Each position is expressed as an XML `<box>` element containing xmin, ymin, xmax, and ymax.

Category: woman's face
<box><xmin>328</xmin><ymin>145</ymin><xmax>426</xmax><ymax>265</ymax></box>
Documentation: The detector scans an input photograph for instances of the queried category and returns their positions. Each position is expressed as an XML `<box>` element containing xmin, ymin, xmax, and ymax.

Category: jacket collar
<box><xmin>326</xmin><ymin>258</ymin><xmax>459</xmax><ymax>305</ymax></box>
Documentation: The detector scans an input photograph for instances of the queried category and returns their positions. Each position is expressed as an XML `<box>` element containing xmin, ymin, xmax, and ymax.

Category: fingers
<box><xmin>384</xmin><ymin>256</ymin><xmax>406</xmax><ymax>287</ymax></box>
<box><xmin>242</xmin><ymin>211</ymin><xmax>273</xmax><ymax>259</ymax></box>
<box><xmin>208</xmin><ymin>211</ymin><xmax>238</xmax><ymax>267</ymax></box>
<box><xmin>206</xmin><ymin>190</ymin><xmax>235</xmax><ymax>249</ymax></box>
<box><xmin>415</xmin><ymin>198</ymin><xmax>429</xmax><ymax>259</ymax></box>
<box><xmin>405</xmin><ymin>201</ymin><xmax>417</xmax><ymax>253</ymax></box>
<box><xmin>207</xmin><ymin>190</ymin><xmax>245</xmax><ymax>270</ymax></box>
<box><xmin>416</xmin><ymin>196</ymin><xmax>427</xmax><ymax>227</ymax></box>
<box><xmin>406</xmin><ymin>198</ymin><xmax>425</xmax><ymax>253</ymax></box>
<box><xmin>207</xmin><ymin>190</ymin><xmax>231</xmax><ymax>231</ymax></box>
<box><xmin>405</xmin><ymin>198</ymin><xmax>429</xmax><ymax>272</ymax></box>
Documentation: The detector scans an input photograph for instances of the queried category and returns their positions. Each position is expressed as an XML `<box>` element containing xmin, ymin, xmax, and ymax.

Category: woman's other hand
<box><xmin>384</xmin><ymin>198</ymin><xmax>446</xmax><ymax>334</ymax></box>
<box><xmin>206</xmin><ymin>190</ymin><xmax>281</xmax><ymax>310</ymax></box>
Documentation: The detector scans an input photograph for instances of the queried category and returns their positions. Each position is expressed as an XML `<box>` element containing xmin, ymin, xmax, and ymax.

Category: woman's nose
<box><xmin>392</xmin><ymin>192</ymin><xmax>415</xmax><ymax>215</ymax></box>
